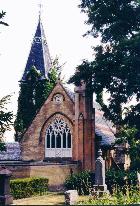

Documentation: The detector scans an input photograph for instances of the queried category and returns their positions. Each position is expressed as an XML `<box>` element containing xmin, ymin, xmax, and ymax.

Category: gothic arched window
<box><xmin>45</xmin><ymin>117</ymin><xmax>72</xmax><ymax>158</ymax></box>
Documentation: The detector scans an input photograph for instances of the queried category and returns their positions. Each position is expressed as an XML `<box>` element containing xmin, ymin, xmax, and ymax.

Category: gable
<box><xmin>21</xmin><ymin>81</ymin><xmax>75</xmax><ymax>142</ymax></box>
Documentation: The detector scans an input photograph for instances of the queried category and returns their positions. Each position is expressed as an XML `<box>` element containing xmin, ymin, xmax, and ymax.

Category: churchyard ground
<box><xmin>13</xmin><ymin>192</ymin><xmax>89</xmax><ymax>205</ymax></box>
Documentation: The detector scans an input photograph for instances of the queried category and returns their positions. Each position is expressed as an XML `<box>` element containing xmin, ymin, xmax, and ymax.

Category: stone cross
<box><xmin>95</xmin><ymin>149</ymin><xmax>105</xmax><ymax>185</ymax></box>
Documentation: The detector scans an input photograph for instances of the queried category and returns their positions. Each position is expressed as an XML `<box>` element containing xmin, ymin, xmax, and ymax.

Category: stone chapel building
<box><xmin>19</xmin><ymin>14</ymin><xmax>117</xmax><ymax>171</ymax></box>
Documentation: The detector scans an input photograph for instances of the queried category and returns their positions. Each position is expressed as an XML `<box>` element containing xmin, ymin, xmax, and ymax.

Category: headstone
<box><xmin>0</xmin><ymin>167</ymin><xmax>13</xmax><ymax>205</ymax></box>
<box><xmin>65</xmin><ymin>190</ymin><xmax>78</xmax><ymax>205</ymax></box>
<box><xmin>93</xmin><ymin>149</ymin><xmax>108</xmax><ymax>196</ymax></box>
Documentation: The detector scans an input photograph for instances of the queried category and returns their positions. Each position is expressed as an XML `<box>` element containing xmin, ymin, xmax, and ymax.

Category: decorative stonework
<box><xmin>53</xmin><ymin>93</ymin><xmax>64</xmax><ymax>105</ymax></box>
<box><xmin>45</xmin><ymin>115</ymin><xmax>72</xmax><ymax>158</ymax></box>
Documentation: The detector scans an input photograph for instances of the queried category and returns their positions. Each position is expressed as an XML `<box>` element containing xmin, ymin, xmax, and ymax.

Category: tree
<box><xmin>117</xmin><ymin>126</ymin><xmax>140</xmax><ymax>170</ymax></box>
<box><xmin>0</xmin><ymin>95</ymin><xmax>13</xmax><ymax>150</ymax></box>
<box><xmin>0</xmin><ymin>10</ymin><xmax>8</xmax><ymax>26</ymax></box>
<box><xmin>69</xmin><ymin>0</ymin><xmax>140</xmax><ymax>169</ymax></box>
<box><xmin>14</xmin><ymin>58</ymin><xmax>60</xmax><ymax>141</ymax></box>
<box><xmin>0</xmin><ymin>11</ymin><xmax>10</xmax><ymax>150</ymax></box>
<box><xmin>69</xmin><ymin>0</ymin><xmax>140</xmax><ymax>127</ymax></box>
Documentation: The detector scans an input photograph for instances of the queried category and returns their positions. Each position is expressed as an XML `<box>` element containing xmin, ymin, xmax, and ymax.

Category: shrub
<box><xmin>10</xmin><ymin>177</ymin><xmax>49</xmax><ymax>199</ymax></box>
<box><xmin>106</xmin><ymin>169</ymin><xmax>138</xmax><ymax>193</ymax></box>
<box><xmin>65</xmin><ymin>171</ymin><xmax>95</xmax><ymax>195</ymax></box>
<box><xmin>0</xmin><ymin>142</ymin><xmax>6</xmax><ymax>151</ymax></box>
<box><xmin>78</xmin><ymin>187</ymin><xmax>140</xmax><ymax>205</ymax></box>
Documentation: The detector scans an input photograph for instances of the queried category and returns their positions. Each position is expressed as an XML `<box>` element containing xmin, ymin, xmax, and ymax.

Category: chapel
<box><xmin>19</xmin><ymin>13</ymin><xmax>117</xmax><ymax>171</ymax></box>
<box><xmin>0</xmin><ymin>11</ymin><xmax>129</xmax><ymax>181</ymax></box>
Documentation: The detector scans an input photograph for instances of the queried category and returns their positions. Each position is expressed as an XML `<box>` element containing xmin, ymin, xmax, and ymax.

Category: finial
<box><xmin>98</xmin><ymin>148</ymin><xmax>102</xmax><ymax>157</ymax></box>
<box><xmin>38</xmin><ymin>2</ymin><xmax>43</xmax><ymax>21</ymax></box>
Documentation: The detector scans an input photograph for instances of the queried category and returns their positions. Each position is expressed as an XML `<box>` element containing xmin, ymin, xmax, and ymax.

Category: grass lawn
<box><xmin>13</xmin><ymin>192</ymin><xmax>89</xmax><ymax>205</ymax></box>
<box><xmin>13</xmin><ymin>192</ymin><xmax>65</xmax><ymax>205</ymax></box>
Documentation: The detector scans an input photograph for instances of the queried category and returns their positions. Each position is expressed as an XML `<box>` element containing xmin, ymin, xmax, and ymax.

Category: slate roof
<box><xmin>63</xmin><ymin>85</ymin><xmax>75</xmax><ymax>102</ymax></box>
<box><xmin>0</xmin><ymin>142</ymin><xmax>21</xmax><ymax>160</ymax></box>
<box><xmin>21</xmin><ymin>16</ymin><xmax>52</xmax><ymax>81</ymax></box>
<box><xmin>94</xmin><ymin>102</ymin><xmax>116</xmax><ymax>146</ymax></box>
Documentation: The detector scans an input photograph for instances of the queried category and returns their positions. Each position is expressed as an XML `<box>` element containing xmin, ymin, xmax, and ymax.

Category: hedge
<box><xmin>10</xmin><ymin>177</ymin><xmax>49</xmax><ymax>199</ymax></box>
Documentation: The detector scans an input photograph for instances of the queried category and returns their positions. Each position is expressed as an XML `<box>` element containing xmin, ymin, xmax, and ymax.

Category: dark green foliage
<box><xmin>116</xmin><ymin>127</ymin><xmax>140</xmax><ymax>170</ymax></box>
<box><xmin>65</xmin><ymin>171</ymin><xmax>95</xmax><ymax>195</ymax></box>
<box><xmin>0</xmin><ymin>11</ymin><xmax>10</xmax><ymax>149</ymax></box>
<box><xmin>0</xmin><ymin>142</ymin><xmax>6</xmax><ymax>151</ymax></box>
<box><xmin>79</xmin><ymin>187</ymin><xmax>140</xmax><ymax>205</ymax></box>
<box><xmin>0</xmin><ymin>95</ymin><xmax>13</xmax><ymax>145</ymax></box>
<box><xmin>10</xmin><ymin>177</ymin><xmax>49</xmax><ymax>199</ymax></box>
<box><xmin>79</xmin><ymin>0</ymin><xmax>140</xmax><ymax>44</ymax></box>
<box><xmin>69</xmin><ymin>0</ymin><xmax>140</xmax><ymax>128</ymax></box>
<box><xmin>14</xmin><ymin>60</ymin><xmax>59</xmax><ymax>141</ymax></box>
<box><xmin>69</xmin><ymin>0</ymin><xmax>140</xmax><ymax>170</ymax></box>
<box><xmin>106</xmin><ymin>169</ymin><xmax>138</xmax><ymax>193</ymax></box>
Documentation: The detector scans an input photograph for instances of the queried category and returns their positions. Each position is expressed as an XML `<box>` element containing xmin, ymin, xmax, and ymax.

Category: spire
<box><xmin>21</xmin><ymin>5</ymin><xmax>52</xmax><ymax>81</ymax></box>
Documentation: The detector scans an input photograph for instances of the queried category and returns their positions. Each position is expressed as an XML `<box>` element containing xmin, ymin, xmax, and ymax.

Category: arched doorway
<box><xmin>45</xmin><ymin>116</ymin><xmax>72</xmax><ymax>158</ymax></box>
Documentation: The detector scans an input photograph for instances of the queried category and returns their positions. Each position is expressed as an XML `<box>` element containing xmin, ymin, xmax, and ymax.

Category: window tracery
<box><xmin>46</xmin><ymin>117</ymin><xmax>72</xmax><ymax>149</ymax></box>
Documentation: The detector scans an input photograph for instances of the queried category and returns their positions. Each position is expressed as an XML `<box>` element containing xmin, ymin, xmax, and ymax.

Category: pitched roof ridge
<box><xmin>62</xmin><ymin>84</ymin><xmax>75</xmax><ymax>102</ymax></box>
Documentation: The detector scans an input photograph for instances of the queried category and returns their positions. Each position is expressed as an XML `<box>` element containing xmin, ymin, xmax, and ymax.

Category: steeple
<box><xmin>21</xmin><ymin>6</ymin><xmax>52</xmax><ymax>81</ymax></box>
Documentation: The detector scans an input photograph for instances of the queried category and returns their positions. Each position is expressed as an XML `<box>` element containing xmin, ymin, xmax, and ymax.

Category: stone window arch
<box><xmin>45</xmin><ymin>115</ymin><xmax>72</xmax><ymax>158</ymax></box>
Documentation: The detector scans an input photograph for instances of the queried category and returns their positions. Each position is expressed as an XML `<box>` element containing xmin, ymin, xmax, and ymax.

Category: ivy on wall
<box><xmin>14</xmin><ymin>59</ymin><xmax>60</xmax><ymax>141</ymax></box>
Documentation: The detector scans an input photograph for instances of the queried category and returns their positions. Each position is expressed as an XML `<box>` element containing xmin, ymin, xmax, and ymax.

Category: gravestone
<box><xmin>0</xmin><ymin>167</ymin><xmax>13</xmax><ymax>205</ymax></box>
<box><xmin>65</xmin><ymin>190</ymin><xmax>78</xmax><ymax>205</ymax></box>
<box><xmin>93</xmin><ymin>149</ymin><xmax>108</xmax><ymax>196</ymax></box>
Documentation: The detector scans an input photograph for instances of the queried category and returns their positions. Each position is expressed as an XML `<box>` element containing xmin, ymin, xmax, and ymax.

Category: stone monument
<box><xmin>0</xmin><ymin>167</ymin><xmax>13</xmax><ymax>205</ymax></box>
<box><xmin>93</xmin><ymin>149</ymin><xmax>109</xmax><ymax>196</ymax></box>
<box><xmin>65</xmin><ymin>190</ymin><xmax>78</xmax><ymax>205</ymax></box>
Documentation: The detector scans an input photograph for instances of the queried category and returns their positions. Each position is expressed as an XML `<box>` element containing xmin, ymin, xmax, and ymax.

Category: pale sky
<box><xmin>0</xmin><ymin>0</ymin><xmax>98</xmax><ymax>141</ymax></box>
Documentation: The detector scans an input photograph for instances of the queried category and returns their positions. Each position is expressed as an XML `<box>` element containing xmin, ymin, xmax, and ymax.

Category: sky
<box><xmin>0</xmin><ymin>0</ymin><xmax>98</xmax><ymax>141</ymax></box>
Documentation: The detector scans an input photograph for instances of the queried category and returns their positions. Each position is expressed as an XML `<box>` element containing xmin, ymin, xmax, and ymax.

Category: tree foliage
<box><xmin>69</xmin><ymin>0</ymin><xmax>140</xmax><ymax>169</ymax></box>
<box><xmin>14</xmin><ymin>59</ymin><xmax>60</xmax><ymax>141</ymax></box>
<box><xmin>0</xmin><ymin>95</ymin><xmax>13</xmax><ymax>140</ymax></box>
<box><xmin>116</xmin><ymin>126</ymin><xmax>140</xmax><ymax>170</ymax></box>
<box><xmin>0</xmin><ymin>11</ymin><xmax>11</xmax><ymax>150</ymax></box>
<box><xmin>0</xmin><ymin>10</ymin><xmax>8</xmax><ymax>26</ymax></box>
<box><xmin>69</xmin><ymin>0</ymin><xmax>140</xmax><ymax>129</ymax></box>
